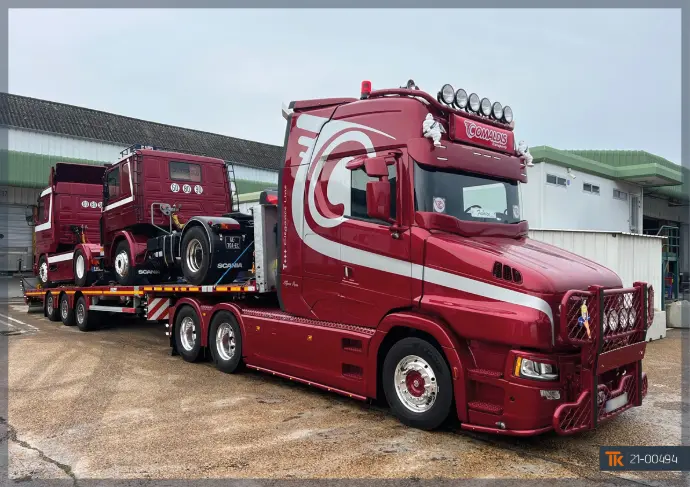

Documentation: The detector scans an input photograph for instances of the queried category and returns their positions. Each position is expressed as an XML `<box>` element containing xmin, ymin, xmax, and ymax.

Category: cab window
<box><xmin>107</xmin><ymin>167</ymin><xmax>121</xmax><ymax>200</ymax></box>
<box><xmin>37</xmin><ymin>196</ymin><xmax>47</xmax><ymax>223</ymax></box>
<box><xmin>350</xmin><ymin>164</ymin><xmax>397</xmax><ymax>222</ymax></box>
<box><xmin>120</xmin><ymin>162</ymin><xmax>131</xmax><ymax>197</ymax></box>
<box><xmin>170</xmin><ymin>161</ymin><xmax>202</xmax><ymax>182</ymax></box>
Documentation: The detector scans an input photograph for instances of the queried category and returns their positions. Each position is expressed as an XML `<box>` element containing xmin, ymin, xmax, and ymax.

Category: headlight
<box><xmin>491</xmin><ymin>101</ymin><xmax>503</xmax><ymax>120</ymax></box>
<box><xmin>606</xmin><ymin>309</ymin><xmax>620</xmax><ymax>332</ymax></box>
<box><xmin>503</xmin><ymin>106</ymin><xmax>513</xmax><ymax>123</ymax></box>
<box><xmin>627</xmin><ymin>307</ymin><xmax>637</xmax><ymax>328</ymax></box>
<box><xmin>438</xmin><ymin>84</ymin><xmax>455</xmax><ymax>105</ymax></box>
<box><xmin>468</xmin><ymin>93</ymin><xmax>480</xmax><ymax>112</ymax></box>
<box><xmin>480</xmin><ymin>97</ymin><xmax>492</xmax><ymax>116</ymax></box>
<box><xmin>514</xmin><ymin>357</ymin><xmax>559</xmax><ymax>381</ymax></box>
<box><xmin>454</xmin><ymin>89</ymin><xmax>468</xmax><ymax>109</ymax></box>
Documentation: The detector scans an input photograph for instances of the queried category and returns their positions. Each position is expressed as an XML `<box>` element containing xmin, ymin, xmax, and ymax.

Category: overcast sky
<box><xmin>8</xmin><ymin>8</ymin><xmax>682</xmax><ymax>164</ymax></box>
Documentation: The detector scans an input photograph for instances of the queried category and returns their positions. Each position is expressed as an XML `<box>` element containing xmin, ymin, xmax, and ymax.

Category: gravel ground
<box><xmin>2</xmin><ymin>302</ymin><xmax>686</xmax><ymax>484</ymax></box>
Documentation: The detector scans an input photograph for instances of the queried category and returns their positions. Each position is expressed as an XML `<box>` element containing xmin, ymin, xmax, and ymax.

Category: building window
<box><xmin>613</xmin><ymin>189</ymin><xmax>628</xmax><ymax>200</ymax></box>
<box><xmin>583</xmin><ymin>182</ymin><xmax>600</xmax><ymax>195</ymax></box>
<box><xmin>546</xmin><ymin>174</ymin><xmax>567</xmax><ymax>187</ymax></box>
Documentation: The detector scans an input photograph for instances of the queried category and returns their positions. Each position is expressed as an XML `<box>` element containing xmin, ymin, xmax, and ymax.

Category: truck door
<box><xmin>337</xmin><ymin>156</ymin><xmax>413</xmax><ymax>327</ymax></box>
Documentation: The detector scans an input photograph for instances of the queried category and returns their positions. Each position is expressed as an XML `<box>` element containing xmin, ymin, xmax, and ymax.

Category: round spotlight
<box><xmin>503</xmin><ymin>105</ymin><xmax>514</xmax><ymax>123</ymax></box>
<box><xmin>491</xmin><ymin>102</ymin><xmax>503</xmax><ymax>120</ymax></box>
<box><xmin>438</xmin><ymin>84</ymin><xmax>455</xmax><ymax>105</ymax></box>
<box><xmin>480</xmin><ymin>97</ymin><xmax>492</xmax><ymax>116</ymax></box>
<box><xmin>454</xmin><ymin>89</ymin><xmax>468</xmax><ymax>109</ymax></box>
<box><xmin>468</xmin><ymin>93</ymin><xmax>480</xmax><ymax>112</ymax></box>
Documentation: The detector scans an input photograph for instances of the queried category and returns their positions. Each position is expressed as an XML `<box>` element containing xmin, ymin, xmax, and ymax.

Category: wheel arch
<box><xmin>366</xmin><ymin>311</ymin><xmax>473</xmax><ymax>422</ymax></box>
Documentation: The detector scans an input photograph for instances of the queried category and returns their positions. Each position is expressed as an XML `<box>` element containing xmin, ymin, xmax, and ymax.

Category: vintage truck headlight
<box><xmin>514</xmin><ymin>357</ymin><xmax>559</xmax><ymax>381</ymax></box>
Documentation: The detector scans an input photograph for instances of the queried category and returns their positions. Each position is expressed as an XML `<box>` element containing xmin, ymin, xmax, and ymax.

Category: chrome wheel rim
<box><xmin>39</xmin><ymin>262</ymin><xmax>48</xmax><ymax>283</ymax></box>
<box><xmin>46</xmin><ymin>295</ymin><xmax>53</xmax><ymax>314</ymax></box>
<box><xmin>393</xmin><ymin>355</ymin><xmax>438</xmax><ymax>413</ymax></box>
<box><xmin>61</xmin><ymin>298</ymin><xmax>68</xmax><ymax>319</ymax></box>
<box><xmin>179</xmin><ymin>316</ymin><xmax>196</xmax><ymax>351</ymax></box>
<box><xmin>185</xmin><ymin>239</ymin><xmax>204</xmax><ymax>273</ymax></box>
<box><xmin>75</xmin><ymin>254</ymin><xmax>85</xmax><ymax>279</ymax></box>
<box><xmin>115</xmin><ymin>251</ymin><xmax>129</xmax><ymax>277</ymax></box>
<box><xmin>215</xmin><ymin>322</ymin><xmax>236</xmax><ymax>361</ymax></box>
<box><xmin>76</xmin><ymin>303</ymin><xmax>85</xmax><ymax>324</ymax></box>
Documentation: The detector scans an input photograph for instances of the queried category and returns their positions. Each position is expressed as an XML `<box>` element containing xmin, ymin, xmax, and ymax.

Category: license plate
<box><xmin>605</xmin><ymin>392</ymin><xmax>628</xmax><ymax>413</ymax></box>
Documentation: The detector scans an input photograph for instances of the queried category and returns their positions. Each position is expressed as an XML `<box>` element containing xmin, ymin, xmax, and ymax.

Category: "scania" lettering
<box><xmin>464</xmin><ymin>120</ymin><xmax>508</xmax><ymax>149</ymax></box>
<box><xmin>217</xmin><ymin>262</ymin><xmax>243</xmax><ymax>269</ymax></box>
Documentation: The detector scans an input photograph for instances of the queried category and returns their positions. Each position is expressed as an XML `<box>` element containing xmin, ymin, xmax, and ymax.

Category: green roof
<box><xmin>1</xmin><ymin>149</ymin><xmax>275</xmax><ymax>196</ymax></box>
<box><xmin>531</xmin><ymin>146</ymin><xmax>685</xmax><ymax>198</ymax></box>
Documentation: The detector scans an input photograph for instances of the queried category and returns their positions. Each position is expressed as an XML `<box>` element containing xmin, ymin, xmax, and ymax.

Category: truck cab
<box><xmin>257</xmin><ymin>80</ymin><xmax>652</xmax><ymax>434</ymax></box>
<box><xmin>100</xmin><ymin>145</ymin><xmax>252</xmax><ymax>285</ymax></box>
<box><xmin>33</xmin><ymin>162</ymin><xmax>106</xmax><ymax>287</ymax></box>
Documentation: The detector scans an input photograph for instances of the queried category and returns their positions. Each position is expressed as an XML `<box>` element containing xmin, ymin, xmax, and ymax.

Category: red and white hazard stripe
<box><xmin>147</xmin><ymin>297</ymin><xmax>171</xmax><ymax>321</ymax></box>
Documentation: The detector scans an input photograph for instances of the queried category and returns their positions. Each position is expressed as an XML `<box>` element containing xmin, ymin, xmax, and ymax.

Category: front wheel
<box><xmin>114</xmin><ymin>240</ymin><xmax>136</xmax><ymax>286</ymax></box>
<box><xmin>209</xmin><ymin>311</ymin><xmax>243</xmax><ymax>373</ymax></box>
<box><xmin>73</xmin><ymin>250</ymin><xmax>91</xmax><ymax>287</ymax></box>
<box><xmin>382</xmin><ymin>337</ymin><xmax>453</xmax><ymax>431</ymax></box>
<box><xmin>38</xmin><ymin>255</ymin><xmax>53</xmax><ymax>288</ymax></box>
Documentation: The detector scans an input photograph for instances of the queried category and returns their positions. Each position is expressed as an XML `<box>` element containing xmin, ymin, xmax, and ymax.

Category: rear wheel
<box><xmin>209</xmin><ymin>311</ymin><xmax>243</xmax><ymax>373</ymax></box>
<box><xmin>59</xmin><ymin>293</ymin><xmax>75</xmax><ymax>326</ymax></box>
<box><xmin>174</xmin><ymin>306</ymin><xmax>201</xmax><ymax>363</ymax></box>
<box><xmin>180</xmin><ymin>226</ymin><xmax>214</xmax><ymax>286</ymax></box>
<box><xmin>114</xmin><ymin>240</ymin><xmax>136</xmax><ymax>286</ymax></box>
<box><xmin>382</xmin><ymin>337</ymin><xmax>453</xmax><ymax>431</ymax></box>
<box><xmin>45</xmin><ymin>292</ymin><xmax>60</xmax><ymax>322</ymax></box>
<box><xmin>73</xmin><ymin>250</ymin><xmax>90</xmax><ymax>287</ymax></box>
<box><xmin>75</xmin><ymin>296</ymin><xmax>95</xmax><ymax>332</ymax></box>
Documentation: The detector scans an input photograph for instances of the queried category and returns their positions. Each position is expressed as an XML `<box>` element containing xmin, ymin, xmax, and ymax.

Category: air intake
<box><xmin>493</xmin><ymin>261</ymin><xmax>522</xmax><ymax>284</ymax></box>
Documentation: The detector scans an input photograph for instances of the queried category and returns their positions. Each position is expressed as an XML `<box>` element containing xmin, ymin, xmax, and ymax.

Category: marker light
<box><xmin>491</xmin><ymin>102</ymin><xmax>503</xmax><ymax>120</ymax></box>
<box><xmin>480</xmin><ymin>97</ymin><xmax>492</xmax><ymax>116</ymax></box>
<box><xmin>361</xmin><ymin>80</ymin><xmax>372</xmax><ymax>99</ymax></box>
<box><xmin>468</xmin><ymin>93</ymin><xmax>480</xmax><ymax>112</ymax></box>
<box><xmin>438</xmin><ymin>84</ymin><xmax>455</xmax><ymax>105</ymax></box>
<box><xmin>454</xmin><ymin>89</ymin><xmax>468</xmax><ymax>109</ymax></box>
<box><xmin>503</xmin><ymin>106</ymin><xmax>513</xmax><ymax>123</ymax></box>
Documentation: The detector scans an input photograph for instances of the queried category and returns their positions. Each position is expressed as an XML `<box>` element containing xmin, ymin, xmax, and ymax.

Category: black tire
<box><xmin>174</xmin><ymin>306</ymin><xmax>201</xmax><ymax>363</ymax></box>
<box><xmin>180</xmin><ymin>226</ymin><xmax>214</xmax><ymax>286</ymax></box>
<box><xmin>59</xmin><ymin>293</ymin><xmax>76</xmax><ymax>326</ymax></box>
<box><xmin>74</xmin><ymin>295</ymin><xmax>96</xmax><ymax>332</ymax></box>
<box><xmin>45</xmin><ymin>292</ymin><xmax>60</xmax><ymax>322</ymax></box>
<box><xmin>113</xmin><ymin>240</ymin><xmax>136</xmax><ymax>286</ymax></box>
<box><xmin>382</xmin><ymin>337</ymin><xmax>453</xmax><ymax>431</ymax></box>
<box><xmin>73</xmin><ymin>249</ymin><xmax>91</xmax><ymax>287</ymax></box>
<box><xmin>38</xmin><ymin>255</ymin><xmax>53</xmax><ymax>288</ymax></box>
<box><xmin>209</xmin><ymin>311</ymin><xmax>243</xmax><ymax>373</ymax></box>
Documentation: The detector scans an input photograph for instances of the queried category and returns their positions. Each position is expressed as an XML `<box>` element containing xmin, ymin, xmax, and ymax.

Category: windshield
<box><xmin>413</xmin><ymin>160</ymin><xmax>520</xmax><ymax>224</ymax></box>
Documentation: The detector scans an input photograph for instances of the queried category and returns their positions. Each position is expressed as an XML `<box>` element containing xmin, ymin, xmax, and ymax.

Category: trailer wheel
<box><xmin>38</xmin><ymin>255</ymin><xmax>53</xmax><ymax>288</ymax></box>
<box><xmin>59</xmin><ymin>293</ymin><xmax>76</xmax><ymax>326</ymax></box>
<box><xmin>45</xmin><ymin>292</ymin><xmax>60</xmax><ymax>322</ymax></box>
<box><xmin>174</xmin><ymin>306</ymin><xmax>201</xmax><ymax>363</ymax></box>
<box><xmin>74</xmin><ymin>296</ymin><xmax>95</xmax><ymax>332</ymax></box>
<box><xmin>114</xmin><ymin>240</ymin><xmax>136</xmax><ymax>286</ymax></box>
<box><xmin>180</xmin><ymin>226</ymin><xmax>213</xmax><ymax>286</ymax></box>
<box><xmin>209</xmin><ymin>311</ymin><xmax>242</xmax><ymax>373</ymax></box>
<box><xmin>382</xmin><ymin>337</ymin><xmax>453</xmax><ymax>431</ymax></box>
<box><xmin>73</xmin><ymin>250</ymin><xmax>90</xmax><ymax>287</ymax></box>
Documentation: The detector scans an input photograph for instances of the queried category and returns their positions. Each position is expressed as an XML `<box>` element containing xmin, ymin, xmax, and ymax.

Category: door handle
<box><xmin>389</xmin><ymin>224</ymin><xmax>406</xmax><ymax>240</ymax></box>
<box><xmin>344</xmin><ymin>266</ymin><xmax>352</xmax><ymax>279</ymax></box>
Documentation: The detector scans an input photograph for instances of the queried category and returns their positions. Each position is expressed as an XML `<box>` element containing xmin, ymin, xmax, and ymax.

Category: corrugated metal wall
<box><xmin>0</xmin><ymin>204</ymin><xmax>33</xmax><ymax>272</ymax></box>
<box><xmin>528</xmin><ymin>230</ymin><xmax>663</xmax><ymax>310</ymax></box>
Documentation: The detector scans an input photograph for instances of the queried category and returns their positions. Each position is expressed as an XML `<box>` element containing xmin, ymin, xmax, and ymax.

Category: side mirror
<box><xmin>366</xmin><ymin>181</ymin><xmax>391</xmax><ymax>222</ymax></box>
<box><xmin>24</xmin><ymin>205</ymin><xmax>36</xmax><ymax>227</ymax></box>
<box><xmin>346</xmin><ymin>155</ymin><xmax>390</xmax><ymax>178</ymax></box>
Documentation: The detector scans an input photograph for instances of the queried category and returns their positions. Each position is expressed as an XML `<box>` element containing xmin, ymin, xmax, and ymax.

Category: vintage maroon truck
<box><xmin>32</xmin><ymin>162</ymin><xmax>106</xmax><ymax>288</ymax></box>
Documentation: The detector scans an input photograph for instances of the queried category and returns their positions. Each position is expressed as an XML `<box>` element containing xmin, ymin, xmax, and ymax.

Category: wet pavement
<box><xmin>2</xmin><ymin>302</ymin><xmax>686</xmax><ymax>484</ymax></box>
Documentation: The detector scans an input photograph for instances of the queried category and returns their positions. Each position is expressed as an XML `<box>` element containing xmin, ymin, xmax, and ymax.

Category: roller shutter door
<box><xmin>0</xmin><ymin>204</ymin><xmax>33</xmax><ymax>272</ymax></box>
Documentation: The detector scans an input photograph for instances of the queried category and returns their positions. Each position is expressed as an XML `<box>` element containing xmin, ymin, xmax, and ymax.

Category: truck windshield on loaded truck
<box><xmin>23</xmin><ymin>80</ymin><xmax>654</xmax><ymax>438</ymax></box>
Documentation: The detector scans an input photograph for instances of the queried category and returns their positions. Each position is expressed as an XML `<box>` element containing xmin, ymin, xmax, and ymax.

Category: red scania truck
<box><xmin>23</xmin><ymin>80</ymin><xmax>653</xmax><ymax>436</ymax></box>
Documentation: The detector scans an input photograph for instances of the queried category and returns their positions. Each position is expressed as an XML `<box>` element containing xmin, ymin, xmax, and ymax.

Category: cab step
<box><xmin>468</xmin><ymin>400</ymin><xmax>504</xmax><ymax>415</ymax></box>
<box><xmin>467</xmin><ymin>368</ymin><xmax>503</xmax><ymax>384</ymax></box>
